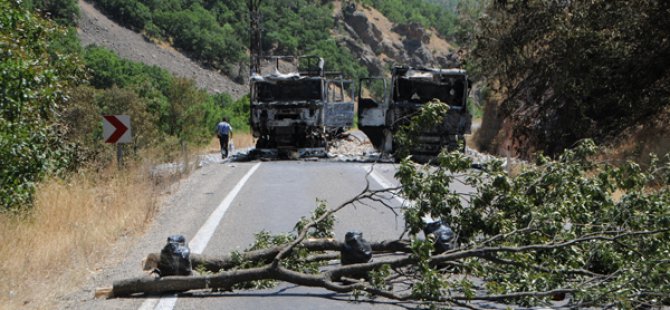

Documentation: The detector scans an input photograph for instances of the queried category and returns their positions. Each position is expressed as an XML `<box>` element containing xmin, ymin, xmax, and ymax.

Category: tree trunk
<box><xmin>97</xmin><ymin>239</ymin><xmax>411</xmax><ymax>298</ymax></box>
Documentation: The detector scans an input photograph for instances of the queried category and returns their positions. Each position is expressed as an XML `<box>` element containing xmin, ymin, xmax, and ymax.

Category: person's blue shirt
<box><xmin>216</xmin><ymin>121</ymin><xmax>232</xmax><ymax>136</ymax></box>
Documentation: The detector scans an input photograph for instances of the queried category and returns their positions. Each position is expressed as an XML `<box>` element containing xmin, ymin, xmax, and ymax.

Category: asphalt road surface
<box><xmin>66</xmin><ymin>159</ymin><xmax>455</xmax><ymax>309</ymax></box>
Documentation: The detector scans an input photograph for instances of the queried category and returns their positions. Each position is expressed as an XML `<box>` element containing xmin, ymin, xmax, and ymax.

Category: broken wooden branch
<box><xmin>96</xmin><ymin>230</ymin><xmax>659</xmax><ymax>300</ymax></box>
<box><xmin>168</xmin><ymin>239</ymin><xmax>411</xmax><ymax>274</ymax></box>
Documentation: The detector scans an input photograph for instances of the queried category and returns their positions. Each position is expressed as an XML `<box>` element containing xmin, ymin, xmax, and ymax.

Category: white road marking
<box><xmin>138</xmin><ymin>296</ymin><xmax>176</xmax><ymax>310</ymax></box>
<box><xmin>366</xmin><ymin>165</ymin><xmax>435</xmax><ymax>222</ymax></box>
<box><xmin>189</xmin><ymin>162</ymin><xmax>261</xmax><ymax>254</ymax></box>
<box><xmin>366</xmin><ymin>165</ymin><xmax>406</xmax><ymax>205</ymax></box>
<box><xmin>139</xmin><ymin>162</ymin><xmax>261</xmax><ymax>310</ymax></box>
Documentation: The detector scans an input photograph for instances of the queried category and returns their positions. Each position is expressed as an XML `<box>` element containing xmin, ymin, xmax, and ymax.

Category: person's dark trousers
<box><xmin>219</xmin><ymin>134</ymin><xmax>229</xmax><ymax>158</ymax></box>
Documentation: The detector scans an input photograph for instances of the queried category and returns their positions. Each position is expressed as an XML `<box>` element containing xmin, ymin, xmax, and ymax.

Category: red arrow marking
<box><xmin>104</xmin><ymin>115</ymin><xmax>128</xmax><ymax>143</ymax></box>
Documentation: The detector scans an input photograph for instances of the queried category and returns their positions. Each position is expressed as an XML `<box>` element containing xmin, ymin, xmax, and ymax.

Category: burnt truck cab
<box><xmin>250</xmin><ymin>56</ymin><xmax>355</xmax><ymax>154</ymax></box>
<box><xmin>358</xmin><ymin>66</ymin><xmax>472</xmax><ymax>157</ymax></box>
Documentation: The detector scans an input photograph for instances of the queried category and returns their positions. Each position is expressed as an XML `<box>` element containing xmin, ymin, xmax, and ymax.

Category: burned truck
<box><xmin>249</xmin><ymin>56</ymin><xmax>355</xmax><ymax>156</ymax></box>
<box><xmin>358</xmin><ymin>66</ymin><xmax>472</xmax><ymax>158</ymax></box>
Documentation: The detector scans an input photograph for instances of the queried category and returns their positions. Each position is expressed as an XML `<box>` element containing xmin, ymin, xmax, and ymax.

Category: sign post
<box><xmin>102</xmin><ymin>115</ymin><xmax>132</xmax><ymax>168</ymax></box>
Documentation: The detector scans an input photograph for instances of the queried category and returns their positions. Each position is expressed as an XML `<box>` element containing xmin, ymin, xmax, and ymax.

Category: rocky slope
<box><xmin>77</xmin><ymin>0</ymin><xmax>461</xmax><ymax>97</ymax></box>
<box><xmin>76</xmin><ymin>0</ymin><xmax>247</xmax><ymax>98</ymax></box>
<box><xmin>334</xmin><ymin>1</ymin><xmax>462</xmax><ymax>76</ymax></box>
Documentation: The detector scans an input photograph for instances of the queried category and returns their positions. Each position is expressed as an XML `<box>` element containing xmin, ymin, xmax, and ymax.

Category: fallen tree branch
<box><xmin>100</xmin><ymin>228</ymin><xmax>670</xmax><ymax>300</ymax></box>
<box><xmin>176</xmin><ymin>239</ymin><xmax>411</xmax><ymax>273</ymax></box>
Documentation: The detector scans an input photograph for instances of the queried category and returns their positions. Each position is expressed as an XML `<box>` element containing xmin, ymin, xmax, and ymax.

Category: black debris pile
<box><xmin>423</xmin><ymin>219</ymin><xmax>455</xmax><ymax>254</ymax></box>
<box><xmin>158</xmin><ymin>234</ymin><xmax>192</xmax><ymax>276</ymax></box>
<box><xmin>340</xmin><ymin>231</ymin><xmax>372</xmax><ymax>265</ymax></box>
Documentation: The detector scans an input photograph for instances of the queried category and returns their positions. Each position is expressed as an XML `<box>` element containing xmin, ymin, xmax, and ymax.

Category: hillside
<box><xmin>52</xmin><ymin>0</ymin><xmax>670</xmax><ymax>163</ymax></box>
<box><xmin>333</xmin><ymin>1</ymin><xmax>462</xmax><ymax>77</ymax></box>
<box><xmin>77</xmin><ymin>0</ymin><xmax>247</xmax><ymax>97</ymax></box>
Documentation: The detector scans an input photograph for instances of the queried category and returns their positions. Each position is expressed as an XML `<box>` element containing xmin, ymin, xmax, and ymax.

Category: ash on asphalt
<box><xmin>193</xmin><ymin>130</ymin><xmax>512</xmax><ymax>168</ymax></box>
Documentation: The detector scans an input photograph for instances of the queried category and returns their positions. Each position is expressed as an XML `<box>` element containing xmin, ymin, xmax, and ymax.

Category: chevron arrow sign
<box><xmin>102</xmin><ymin>115</ymin><xmax>132</xmax><ymax>144</ymax></box>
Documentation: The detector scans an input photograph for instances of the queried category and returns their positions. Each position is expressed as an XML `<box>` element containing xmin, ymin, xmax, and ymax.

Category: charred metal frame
<box><xmin>250</xmin><ymin>56</ymin><xmax>354</xmax><ymax>151</ymax></box>
<box><xmin>358</xmin><ymin>66</ymin><xmax>472</xmax><ymax>156</ymax></box>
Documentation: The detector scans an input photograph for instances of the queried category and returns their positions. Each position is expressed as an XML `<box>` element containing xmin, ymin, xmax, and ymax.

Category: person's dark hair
<box><xmin>222</xmin><ymin>117</ymin><xmax>228</xmax><ymax>122</ymax></box>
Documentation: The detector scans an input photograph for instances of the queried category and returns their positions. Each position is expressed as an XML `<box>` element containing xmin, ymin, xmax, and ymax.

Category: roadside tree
<box><xmin>0</xmin><ymin>1</ymin><xmax>85</xmax><ymax>210</ymax></box>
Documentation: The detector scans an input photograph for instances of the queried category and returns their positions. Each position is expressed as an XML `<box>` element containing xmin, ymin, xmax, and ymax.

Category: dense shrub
<box><xmin>153</xmin><ymin>4</ymin><xmax>246</xmax><ymax>71</ymax></box>
<box><xmin>89</xmin><ymin>0</ymin><xmax>369</xmax><ymax>79</ymax></box>
<box><xmin>1</xmin><ymin>1</ymin><xmax>85</xmax><ymax>210</ymax></box>
<box><xmin>94</xmin><ymin>0</ymin><xmax>151</xmax><ymax>30</ymax></box>
<box><xmin>81</xmin><ymin>46</ymin><xmax>226</xmax><ymax>149</ymax></box>
<box><xmin>1</xmin><ymin>1</ymin><xmax>238</xmax><ymax>210</ymax></box>
<box><xmin>474</xmin><ymin>0</ymin><xmax>670</xmax><ymax>157</ymax></box>
<box><xmin>21</xmin><ymin>0</ymin><xmax>80</xmax><ymax>26</ymax></box>
<box><xmin>83</xmin><ymin>45</ymin><xmax>172</xmax><ymax>90</ymax></box>
<box><xmin>215</xmin><ymin>93</ymin><xmax>250</xmax><ymax>133</ymax></box>
<box><xmin>359</xmin><ymin>0</ymin><xmax>482</xmax><ymax>44</ymax></box>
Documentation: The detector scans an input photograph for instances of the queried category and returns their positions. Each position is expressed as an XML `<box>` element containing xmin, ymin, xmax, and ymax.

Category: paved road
<box><xmin>67</xmin><ymin>159</ymin><xmax>436</xmax><ymax>309</ymax></box>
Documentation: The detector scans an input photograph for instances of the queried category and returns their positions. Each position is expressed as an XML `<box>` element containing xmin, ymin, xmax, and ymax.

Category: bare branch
<box><xmin>451</xmin><ymin>288</ymin><xmax>576</xmax><ymax>302</ymax></box>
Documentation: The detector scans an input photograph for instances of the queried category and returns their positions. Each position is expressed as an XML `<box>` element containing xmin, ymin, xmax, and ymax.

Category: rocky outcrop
<box><xmin>342</xmin><ymin>5</ymin><xmax>383</xmax><ymax>51</ymax></box>
<box><xmin>336</xmin><ymin>2</ymin><xmax>461</xmax><ymax>75</ymax></box>
<box><xmin>392</xmin><ymin>22</ymin><xmax>430</xmax><ymax>45</ymax></box>
<box><xmin>339</xmin><ymin>35</ymin><xmax>384</xmax><ymax>76</ymax></box>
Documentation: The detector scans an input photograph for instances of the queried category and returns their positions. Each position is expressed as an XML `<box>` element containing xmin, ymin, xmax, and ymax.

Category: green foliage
<box><xmin>424</xmin><ymin>0</ymin><xmax>484</xmax><ymax>43</ymax></box>
<box><xmin>79</xmin><ymin>45</ymin><xmax>226</xmax><ymax>160</ymax></box>
<box><xmin>83</xmin><ymin>46</ymin><xmax>173</xmax><ymax>90</ymax></box>
<box><xmin>393</xmin><ymin>99</ymin><xmax>451</xmax><ymax>159</ymax></box>
<box><xmin>161</xmin><ymin>78</ymin><xmax>207</xmax><ymax>140</ymax></box>
<box><xmin>294</xmin><ymin>199</ymin><xmax>335</xmax><ymax>239</ymax></box>
<box><xmin>0</xmin><ymin>1</ymin><xmax>85</xmax><ymax>210</ymax></box>
<box><xmin>410</xmin><ymin>239</ymin><xmax>446</xmax><ymax>300</ymax></box>
<box><xmin>152</xmin><ymin>3</ymin><xmax>246</xmax><ymax>72</ymax></box>
<box><xmin>258</xmin><ymin>1</ymin><xmax>368</xmax><ymax>78</ymax></box>
<box><xmin>260</xmin><ymin>1</ymin><xmax>332</xmax><ymax>54</ymax></box>
<box><xmin>21</xmin><ymin>0</ymin><xmax>80</xmax><ymax>26</ymax></box>
<box><xmin>96</xmin><ymin>85</ymin><xmax>160</xmax><ymax>146</ymax></box>
<box><xmin>229</xmin><ymin>230</ymin><xmax>293</xmax><ymax>289</ymax></box>
<box><xmin>48</xmin><ymin>26</ymin><xmax>83</xmax><ymax>57</ymax></box>
<box><xmin>368</xmin><ymin>264</ymin><xmax>392</xmax><ymax>292</ymax></box>
<box><xmin>475</xmin><ymin>0</ymin><xmax>670</xmax><ymax>156</ymax></box>
<box><xmin>87</xmin><ymin>0</ymin><xmax>368</xmax><ymax>79</ymax></box>
<box><xmin>232</xmin><ymin>200</ymin><xmax>337</xmax><ymax>289</ymax></box>
<box><xmin>359</xmin><ymin>0</ymin><xmax>482</xmax><ymax>44</ymax></box>
<box><xmin>93</xmin><ymin>0</ymin><xmax>151</xmax><ymax>30</ymax></box>
<box><xmin>394</xmin><ymin>139</ymin><xmax>670</xmax><ymax>306</ymax></box>
<box><xmin>215</xmin><ymin>93</ymin><xmax>250</xmax><ymax>133</ymax></box>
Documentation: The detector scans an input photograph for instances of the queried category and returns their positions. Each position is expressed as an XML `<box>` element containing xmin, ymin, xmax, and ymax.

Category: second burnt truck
<box><xmin>358</xmin><ymin>66</ymin><xmax>472</xmax><ymax>158</ymax></box>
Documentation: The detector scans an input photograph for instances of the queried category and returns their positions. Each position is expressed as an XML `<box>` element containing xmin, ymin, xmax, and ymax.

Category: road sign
<box><xmin>102</xmin><ymin>115</ymin><xmax>132</xmax><ymax>144</ymax></box>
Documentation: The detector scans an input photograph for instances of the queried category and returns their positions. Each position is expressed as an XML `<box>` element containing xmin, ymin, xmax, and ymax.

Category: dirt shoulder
<box><xmin>77</xmin><ymin>0</ymin><xmax>247</xmax><ymax>98</ymax></box>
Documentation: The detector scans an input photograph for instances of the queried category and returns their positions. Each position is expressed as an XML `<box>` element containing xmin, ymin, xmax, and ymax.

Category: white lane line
<box><xmin>366</xmin><ymin>165</ymin><xmax>435</xmax><ymax>222</ymax></box>
<box><xmin>139</xmin><ymin>162</ymin><xmax>262</xmax><ymax>310</ymax></box>
<box><xmin>366</xmin><ymin>165</ymin><xmax>406</xmax><ymax>205</ymax></box>
<box><xmin>138</xmin><ymin>296</ymin><xmax>176</xmax><ymax>310</ymax></box>
<box><xmin>189</xmin><ymin>162</ymin><xmax>261</xmax><ymax>254</ymax></box>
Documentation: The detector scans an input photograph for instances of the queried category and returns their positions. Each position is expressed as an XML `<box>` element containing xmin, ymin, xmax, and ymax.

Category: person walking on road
<box><xmin>216</xmin><ymin>117</ymin><xmax>233</xmax><ymax>159</ymax></box>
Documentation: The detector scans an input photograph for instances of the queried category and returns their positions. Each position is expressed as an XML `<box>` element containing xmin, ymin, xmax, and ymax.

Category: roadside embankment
<box><xmin>0</xmin><ymin>162</ymin><xmax>168</xmax><ymax>309</ymax></box>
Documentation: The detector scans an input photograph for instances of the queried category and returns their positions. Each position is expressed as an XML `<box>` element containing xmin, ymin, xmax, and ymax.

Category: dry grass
<box><xmin>0</xmin><ymin>162</ymin><xmax>160</xmax><ymax>309</ymax></box>
<box><xmin>202</xmin><ymin>132</ymin><xmax>256</xmax><ymax>154</ymax></box>
<box><xmin>1</xmin><ymin>132</ymin><xmax>251</xmax><ymax>309</ymax></box>
<box><xmin>599</xmin><ymin>105</ymin><xmax>670</xmax><ymax>166</ymax></box>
